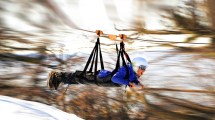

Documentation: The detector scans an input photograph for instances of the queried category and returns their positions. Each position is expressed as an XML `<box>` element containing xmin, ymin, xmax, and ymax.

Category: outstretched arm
<box><xmin>128</xmin><ymin>80</ymin><xmax>144</xmax><ymax>89</ymax></box>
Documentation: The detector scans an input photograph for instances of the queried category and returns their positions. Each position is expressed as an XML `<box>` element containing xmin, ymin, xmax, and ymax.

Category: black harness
<box><xmin>73</xmin><ymin>39</ymin><xmax>131</xmax><ymax>87</ymax></box>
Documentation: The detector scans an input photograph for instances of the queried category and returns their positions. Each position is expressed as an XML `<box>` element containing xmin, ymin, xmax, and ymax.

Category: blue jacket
<box><xmin>111</xmin><ymin>64</ymin><xmax>139</xmax><ymax>85</ymax></box>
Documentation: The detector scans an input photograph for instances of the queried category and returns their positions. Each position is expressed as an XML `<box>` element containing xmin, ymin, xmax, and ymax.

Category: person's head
<box><xmin>132</xmin><ymin>57</ymin><xmax>148</xmax><ymax>78</ymax></box>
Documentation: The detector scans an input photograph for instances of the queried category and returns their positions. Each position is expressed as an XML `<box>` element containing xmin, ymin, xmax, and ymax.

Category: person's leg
<box><xmin>47</xmin><ymin>71</ymin><xmax>77</xmax><ymax>90</ymax></box>
<box><xmin>61</xmin><ymin>72</ymin><xmax>76</xmax><ymax>84</ymax></box>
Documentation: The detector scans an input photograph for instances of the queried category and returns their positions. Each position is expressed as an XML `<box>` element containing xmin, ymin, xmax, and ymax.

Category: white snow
<box><xmin>0</xmin><ymin>95</ymin><xmax>83</xmax><ymax>120</ymax></box>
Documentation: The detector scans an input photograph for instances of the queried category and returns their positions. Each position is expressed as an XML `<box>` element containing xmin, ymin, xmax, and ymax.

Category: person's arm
<box><xmin>138</xmin><ymin>81</ymin><xmax>144</xmax><ymax>90</ymax></box>
<box><xmin>128</xmin><ymin>65</ymin><xmax>139</xmax><ymax>85</ymax></box>
<box><xmin>128</xmin><ymin>80</ymin><xmax>144</xmax><ymax>89</ymax></box>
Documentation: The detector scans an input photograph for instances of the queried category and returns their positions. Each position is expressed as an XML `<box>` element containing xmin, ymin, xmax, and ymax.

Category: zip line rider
<box><xmin>109</xmin><ymin>34</ymin><xmax>148</xmax><ymax>89</ymax></box>
<box><xmin>111</xmin><ymin>57</ymin><xmax>148</xmax><ymax>89</ymax></box>
<box><xmin>47</xmin><ymin>31</ymin><xmax>148</xmax><ymax>90</ymax></box>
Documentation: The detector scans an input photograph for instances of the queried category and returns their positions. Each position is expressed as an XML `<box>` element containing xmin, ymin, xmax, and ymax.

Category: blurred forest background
<box><xmin>0</xmin><ymin>0</ymin><xmax>215</xmax><ymax>120</ymax></box>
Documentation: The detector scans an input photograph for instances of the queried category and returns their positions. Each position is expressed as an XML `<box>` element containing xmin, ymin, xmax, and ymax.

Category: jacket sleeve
<box><xmin>111</xmin><ymin>66</ymin><xmax>129</xmax><ymax>85</ymax></box>
<box><xmin>128</xmin><ymin>65</ymin><xmax>139</xmax><ymax>85</ymax></box>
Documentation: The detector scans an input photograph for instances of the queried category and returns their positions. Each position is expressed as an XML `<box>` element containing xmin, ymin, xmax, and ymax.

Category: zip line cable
<box><xmin>76</xmin><ymin>28</ymin><xmax>209</xmax><ymax>45</ymax></box>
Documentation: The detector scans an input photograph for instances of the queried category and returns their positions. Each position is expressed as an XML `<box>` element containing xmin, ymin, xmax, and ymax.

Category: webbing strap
<box><xmin>122</xmin><ymin>49</ymin><xmax>130</xmax><ymax>79</ymax></box>
<box><xmin>119</xmin><ymin>49</ymin><xmax>129</xmax><ymax>79</ymax></box>
<box><xmin>123</xmin><ymin>50</ymin><xmax>131</xmax><ymax>63</ymax></box>
<box><xmin>98</xmin><ymin>41</ymin><xmax>104</xmax><ymax>70</ymax></box>
<box><xmin>120</xmin><ymin>49</ymin><xmax>126</xmax><ymax>66</ymax></box>
<box><xmin>94</xmin><ymin>41</ymin><xmax>99</xmax><ymax>84</ymax></box>
<box><xmin>112</xmin><ymin>41</ymin><xmax>131</xmax><ymax>78</ymax></box>
<box><xmin>83</xmin><ymin>46</ymin><xmax>96</xmax><ymax>73</ymax></box>
<box><xmin>80</xmin><ymin>37</ymin><xmax>104</xmax><ymax>84</ymax></box>
<box><xmin>83</xmin><ymin>38</ymin><xmax>104</xmax><ymax>73</ymax></box>
<box><xmin>89</xmin><ymin>45</ymin><xmax>97</xmax><ymax>72</ymax></box>
<box><xmin>116</xmin><ymin>50</ymin><xmax>121</xmax><ymax>70</ymax></box>
<box><xmin>116</xmin><ymin>44</ymin><xmax>119</xmax><ymax>56</ymax></box>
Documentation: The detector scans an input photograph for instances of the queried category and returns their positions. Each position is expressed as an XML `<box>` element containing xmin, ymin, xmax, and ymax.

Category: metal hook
<box><xmin>119</xmin><ymin>34</ymin><xmax>127</xmax><ymax>42</ymax></box>
<box><xmin>96</xmin><ymin>30</ymin><xmax>103</xmax><ymax>37</ymax></box>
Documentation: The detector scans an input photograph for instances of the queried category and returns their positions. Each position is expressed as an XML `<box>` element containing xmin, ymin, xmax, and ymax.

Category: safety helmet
<box><xmin>132</xmin><ymin>57</ymin><xmax>148</xmax><ymax>73</ymax></box>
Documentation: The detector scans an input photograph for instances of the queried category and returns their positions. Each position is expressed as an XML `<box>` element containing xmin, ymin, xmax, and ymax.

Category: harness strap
<box><xmin>82</xmin><ymin>46</ymin><xmax>96</xmax><ymax>76</ymax></box>
<box><xmin>89</xmin><ymin>45</ymin><xmax>97</xmax><ymax>72</ymax></box>
<box><xmin>82</xmin><ymin>38</ymin><xmax>103</xmax><ymax>73</ymax></box>
<box><xmin>78</xmin><ymin>37</ymin><xmax>104</xmax><ymax>84</ymax></box>
<box><xmin>94</xmin><ymin>40</ymin><xmax>99</xmax><ymax>84</ymax></box>
<box><xmin>116</xmin><ymin>44</ymin><xmax>119</xmax><ymax>56</ymax></box>
<box><xmin>123</xmin><ymin>50</ymin><xmax>131</xmax><ymax>63</ymax></box>
<box><xmin>98</xmin><ymin>40</ymin><xmax>104</xmax><ymax>70</ymax></box>
<box><xmin>112</xmin><ymin>41</ymin><xmax>131</xmax><ymax>79</ymax></box>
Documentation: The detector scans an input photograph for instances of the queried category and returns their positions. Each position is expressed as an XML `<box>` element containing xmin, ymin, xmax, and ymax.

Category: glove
<box><xmin>129</xmin><ymin>82</ymin><xmax>134</xmax><ymax>88</ymax></box>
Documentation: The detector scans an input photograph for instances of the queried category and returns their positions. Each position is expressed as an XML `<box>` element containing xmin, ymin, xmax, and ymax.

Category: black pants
<box><xmin>58</xmin><ymin>71</ymin><xmax>121</xmax><ymax>87</ymax></box>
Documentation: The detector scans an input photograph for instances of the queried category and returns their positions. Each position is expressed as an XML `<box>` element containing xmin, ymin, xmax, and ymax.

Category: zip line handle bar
<box><xmin>108</xmin><ymin>34</ymin><xmax>127</xmax><ymax>41</ymax></box>
<box><xmin>96</xmin><ymin>29</ymin><xmax>127</xmax><ymax>41</ymax></box>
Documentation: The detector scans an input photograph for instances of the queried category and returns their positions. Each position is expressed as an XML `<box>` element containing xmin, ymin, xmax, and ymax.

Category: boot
<box><xmin>47</xmin><ymin>71</ymin><xmax>62</xmax><ymax>90</ymax></box>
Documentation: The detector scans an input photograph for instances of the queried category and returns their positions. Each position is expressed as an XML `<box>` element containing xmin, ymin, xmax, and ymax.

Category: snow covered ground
<box><xmin>0</xmin><ymin>95</ymin><xmax>83</xmax><ymax>120</ymax></box>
